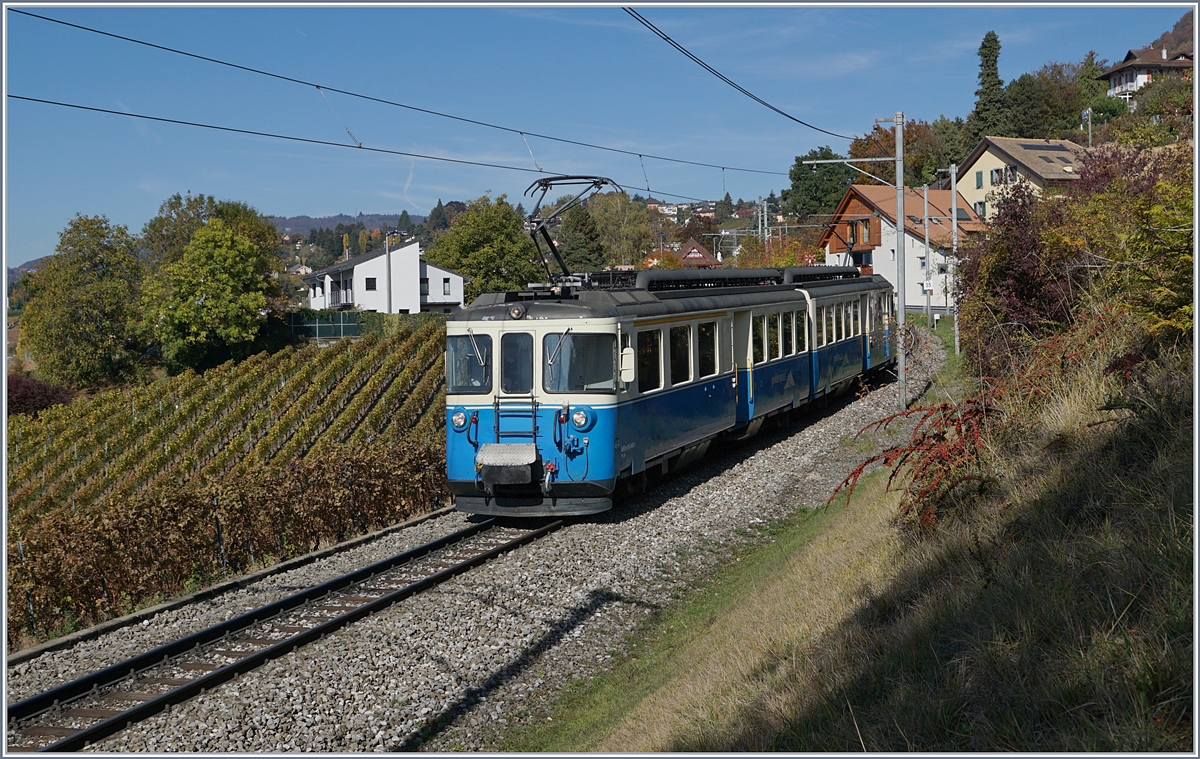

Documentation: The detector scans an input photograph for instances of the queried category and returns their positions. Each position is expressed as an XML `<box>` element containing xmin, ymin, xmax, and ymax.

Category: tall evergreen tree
<box><xmin>1007</xmin><ymin>73</ymin><xmax>1050</xmax><ymax>138</ymax></box>
<box><xmin>396</xmin><ymin>209</ymin><xmax>414</xmax><ymax>232</ymax></box>
<box><xmin>715</xmin><ymin>192</ymin><xmax>735</xmax><ymax>221</ymax></box>
<box><xmin>558</xmin><ymin>205</ymin><xmax>607</xmax><ymax>272</ymax></box>
<box><xmin>427</xmin><ymin>200</ymin><xmax>450</xmax><ymax>232</ymax></box>
<box><xmin>967</xmin><ymin>31</ymin><xmax>1009</xmax><ymax>144</ymax></box>
<box><xmin>1077</xmin><ymin>51</ymin><xmax>1109</xmax><ymax>104</ymax></box>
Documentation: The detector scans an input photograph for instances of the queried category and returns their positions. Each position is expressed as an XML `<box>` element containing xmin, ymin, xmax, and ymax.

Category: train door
<box><xmin>732</xmin><ymin>310</ymin><xmax>754</xmax><ymax>425</ymax></box>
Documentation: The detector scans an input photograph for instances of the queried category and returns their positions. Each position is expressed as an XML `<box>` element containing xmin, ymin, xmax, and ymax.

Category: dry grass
<box><xmin>594</xmin><ymin>471</ymin><xmax>903</xmax><ymax>751</ymax></box>
<box><xmin>511</xmin><ymin>315</ymin><xmax>1192</xmax><ymax>753</ymax></box>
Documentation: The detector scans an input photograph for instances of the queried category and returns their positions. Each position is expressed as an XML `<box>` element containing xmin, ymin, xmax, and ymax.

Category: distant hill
<box><xmin>271</xmin><ymin>213</ymin><xmax>425</xmax><ymax>236</ymax></box>
<box><xmin>1146</xmin><ymin>10</ymin><xmax>1193</xmax><ymax>56</ymax></box>
<box><xmin>7</xmin><ymin>256</ymin><xmax>50</xmax><ymax>291</ymax></box>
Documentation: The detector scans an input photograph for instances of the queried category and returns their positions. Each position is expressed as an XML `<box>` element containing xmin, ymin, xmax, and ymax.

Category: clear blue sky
<box><xmin>3</xmin><ymin>3</ymin><xmax>1188</xmax><ymax>267</ymax></box>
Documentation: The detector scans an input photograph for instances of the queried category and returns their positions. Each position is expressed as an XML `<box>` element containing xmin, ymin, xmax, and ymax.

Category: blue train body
<box><xmin>445</xmin><ymin>267</ymin><xmax>895</xmax><ymax>516</ymax></box>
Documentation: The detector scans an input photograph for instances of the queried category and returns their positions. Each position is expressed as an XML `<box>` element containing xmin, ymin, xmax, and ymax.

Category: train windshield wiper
<box><xmin>546</xmin><ymin>328</ymin><xmax>573</xmax><ymax>372</ymax></box>
<box><xmin>466</xmin><ymin>328</ymin><xmax>487</xmax><ymax>367</ymax></box>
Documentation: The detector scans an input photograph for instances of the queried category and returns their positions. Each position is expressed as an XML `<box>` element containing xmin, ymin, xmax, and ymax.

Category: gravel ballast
<box><xmin>9</xmin><ymin>333</ymin><xmax>945</xmax><ymax>752</ymax></box>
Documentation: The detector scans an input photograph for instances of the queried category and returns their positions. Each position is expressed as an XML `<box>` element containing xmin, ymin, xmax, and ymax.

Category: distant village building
<box><xmin>956</xmin><ymin>136</ymin><xmax>1085</xmax><ymax>220</ymax></box>
<box><xmin>818</xmin><ymin>185</ymin><xmax>983</xmax><ymax>316</ymax></box>
<box><xmin>1100</xmin><ymin>47</ymin><xmax>1193</xmax><ymax>104</ymax></box>
<box><xmin>670</xmin><ymin>238</ymin><xmax>721</xmax><ymax>268</ymax></box>
<box><xmin>302</xmin><ymin>239</ymin><xmax>465</xmax><ymax>314</ymax></box>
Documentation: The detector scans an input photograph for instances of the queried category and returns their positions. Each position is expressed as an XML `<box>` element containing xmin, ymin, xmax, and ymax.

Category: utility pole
<box><xmin>923</xmin><ymin>184</ymin><xmax>931</xmax><ymax>328</ymax></box>
<box><xmin>877</xmin><ymin>111</ymin><xmax>906</xmax><ymax>410</ymax></box>
<box><xmin>950</xmin><ymin>163</ymin><xmax>960</xmax><ymax>355</ymax></box>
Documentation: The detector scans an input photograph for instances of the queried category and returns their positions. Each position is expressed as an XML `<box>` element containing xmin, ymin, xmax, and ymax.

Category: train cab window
<box><xmin>447</xmin><ymin>333</ymin><xmax>492</xmax><ymax>394</ymax></box>
<box><xmin>782</xmin><ymin>311</ymin><xmax>794</xmax><ymax>355</ymax></box>
<box><xmin>752</xmin><ymin>315</ymin><xmax>766</xmax><ymax>364</ymax></box>
<box><xmin>543</xmin><ymin>333</ymin><xmax>617</xmax><ymax>393</ymax></box>
<box><xmin>796</xmin><ymin>310</ymin><xmax>807</xmax><ymax>352</ymax></box>
<box><xmin>768</xmin><ymin>313</ymin><xmax>780</xmax><ymax>361</ymax></box>
<box><xmin>500</xmin><ymin>333</ymin><xmax>533</xmax><ymax>394</ymax></box>
<box><xmin>669</xmin><ymin>325</ymin><xmax>691</xmax><ymax>385</ymax></box>
<box><xmin>698</xmin><ymin>321</ymin><xmax>717</xmax><ymax>377</ymax></box>
<box><xmin>637</xmin><ymin>329</ymin><xmax>662</xmax><ymax>393</ymax></box>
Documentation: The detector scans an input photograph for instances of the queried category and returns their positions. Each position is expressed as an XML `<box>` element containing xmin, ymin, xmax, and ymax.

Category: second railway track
<box><xmin>7</xmin><ymin>517</ymin><xmax>562</xmax><ymax>753</ymax></box>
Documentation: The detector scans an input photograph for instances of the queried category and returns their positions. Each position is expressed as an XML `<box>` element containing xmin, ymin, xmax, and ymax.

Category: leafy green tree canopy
<box><xmin>589</xmin><ymin>191</ymin><xmax>654</xmax><ymax>268</ymax></box>
<box><xmin>139</xmin><ymin>192</ymin><xmax>218</xmax><ymax>270</ymax></box>
<box><xmin>781</xmin><ymin>146</ymin><xmax>856</xmax><ymax>218</ymax></box>
<box><xmin>424</xmin><ymin>195</ymin><xmax>541</xmax><ymax>303</ymax></box>
<box><xmin>149</xmin><ymin>215</ymin><xmax>283</xmax><ymax>372</ymax></box>
<box><xmin>20</xmin><ymin>215</ymin><xmax>146</xmax><ymax>387</ymax></box>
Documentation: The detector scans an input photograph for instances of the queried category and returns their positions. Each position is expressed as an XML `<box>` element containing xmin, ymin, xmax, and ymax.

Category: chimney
<box><xmin>1163</xmin><ymin>46</ymin><xmax>1168</xmax><ymax>60</ymax></box>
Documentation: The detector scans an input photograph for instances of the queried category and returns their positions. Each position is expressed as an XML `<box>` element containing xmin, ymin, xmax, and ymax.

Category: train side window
<box><xmin>845</xmin><ymin>302</ymin><xmax>853</xmax><ymax>337</ymax></box>
<box><xmin>669</xmin><ymin>325</ymin><xmax>691</xmax><ymax>385</ymax></box>
<box><xmin>825</xmin><ymin>305</ymin><xmax>835</xmax><ymax>345</ymax></box>
<box><xmin>698</xmin><ymin>321</ymin><xmax>717</xmax><ymax>377</ymax></box>
<box><xmin>767</xmin><ymin>313</ymin><xmax>780</xmax><ymax>360</ymax></box>
<box><xmin>815</xmin><ymin>306</ymin><xmax>824</xmax><ymax>346</ymax></box>
<box><xmin>782</xmin><ymin>310</ymin><xmax>793</xmax><ymax>355</ymax></box>
<box><xmin>543</xmin><ymin>333</ymin><xmax>617</xmax><ymax>393</ymax></box>
<box><xmin>838</xmin><ymin>302</ymin><xmax>846</xmax><ymax>341</ymax></box>
<box><xmin>853</xmin><ymin>301</ymin><xmax>861</xmax><ymax>335</ymax></box>
<box><xmin>796</xmin><ymin>310</ymin><xmax>807</xmax><ymax>352</ymax></box>
<box><xmin>752</xmin><ymin>314</ymin><xmax>766</xmax><ymax>364</ymax></box>
<box><xmin>500</xmin><ymin>332</ymin><xmax>533</xmax><ymax>394</ymax></box>
<box><xmin>637</xmin><ymin>329</ymin><xmax>662</xmax><ymax>393</ymax></box>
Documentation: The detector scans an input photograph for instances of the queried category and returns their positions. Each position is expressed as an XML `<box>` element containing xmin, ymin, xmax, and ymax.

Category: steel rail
<box><xmin>9</xmin><ymin>518</ymin><xmax>563</xmax><ymax>752</ymax></box>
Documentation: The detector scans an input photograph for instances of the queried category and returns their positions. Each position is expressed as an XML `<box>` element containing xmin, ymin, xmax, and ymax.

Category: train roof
<box><xmin>449</xmin><ymin>266</ymin><xmax>892</xmax><ymax>323</ymax></box>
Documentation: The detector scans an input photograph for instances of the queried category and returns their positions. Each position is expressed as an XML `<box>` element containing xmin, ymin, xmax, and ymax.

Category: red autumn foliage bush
<box><xmin>6</xmin><ymin>374</ymin><xmax>76</xmax><ymax>418</ymax></box>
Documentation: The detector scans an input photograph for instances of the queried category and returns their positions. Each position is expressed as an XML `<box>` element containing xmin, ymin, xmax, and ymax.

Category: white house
<box><xmin>1099</xmin><ymin>47</ymin><xmax>1193</xmax><ymax>104</ymax></box>
<box><xmin>818</xmin><ymin>185</ymin><xmax>984</xmax><ymax>315</ymax></box>
<box><xmin>303</xmin><ymin>239</ymin><xmax>465</xmax><ymax>314</ymax></box>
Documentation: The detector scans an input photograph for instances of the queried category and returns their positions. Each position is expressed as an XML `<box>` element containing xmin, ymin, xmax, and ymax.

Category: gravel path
<box><xmin>10</xmin><ymin>332</ymin><xmax>944</xmax><ymax>752</ymax></box>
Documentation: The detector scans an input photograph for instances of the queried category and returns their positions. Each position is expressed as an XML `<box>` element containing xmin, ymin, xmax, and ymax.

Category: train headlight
<box><xmin>507</xmin><ymin>304</ymin><xmax>526</xmax><ymax>320</ymax></box>
<box><xmin>451</xmin><ymin>411</ymin><xmax>468</xmax><ymax>429</ymax></box>
<box><xmin>571</xmin><ymin>409</ymin><xmax>589</xmax><ymax>429</ymax></box>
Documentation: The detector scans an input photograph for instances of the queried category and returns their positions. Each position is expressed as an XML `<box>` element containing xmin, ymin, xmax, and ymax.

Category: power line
<box><xmin>8</xmin><ymin>8</ymin><xmax>789</xmax><ymax>179</ymax></box>
<box><xmin>7</xmin><ymin>94</ymin><xmax>710</xmax><ymax>203</ymax></box>
<box><xmin>622</xmin><ymin>8</ymin><xmax>856</xmax><ymax>142</ymax></box>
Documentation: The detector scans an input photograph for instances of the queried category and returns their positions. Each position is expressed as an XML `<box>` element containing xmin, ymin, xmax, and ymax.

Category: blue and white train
<box><xmin>444</xmin><ymin>265</ymin><xmax>896</xmax><ymax>517</ymax></box>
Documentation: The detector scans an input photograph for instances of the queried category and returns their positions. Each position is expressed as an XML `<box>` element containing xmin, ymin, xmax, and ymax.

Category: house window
<box><xmin>974</xmin><ymin>201</ymin><xmax>986</xmax><ymax>217</ymax></box>
<box><xmin>443</xmin><ymin>277</ymin><xmax>451</xmax><ymax>296</ymax></box>
<box><xmin>862</xmin><ymin>220</ymin><xmax>870</xmax><ymax>243</ymax></box>
<box><xmin>365</xmin><ymin>278</ymin><xmax>377</xmax><ymax>291</ymax></box>
<box><xmin>976</xmin><ymin>170</ymin><xmax>983</xmax><ymax>189</ymax></box>
<box><xmin>847</xmin><ymin>222</ymin><xmax>857</xmax><ymax>245</ymax></box>
<box><xmin>420</xmin><ymin>277</ymin><xmax>429</xmax><ymax>296</ymax></box>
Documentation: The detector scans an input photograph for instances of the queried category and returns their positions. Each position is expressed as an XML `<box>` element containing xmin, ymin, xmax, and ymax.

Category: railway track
<box><xmin>6</xmin><ymin>517</ymin><xmax>562</xmax><ymax>753</ymax></box>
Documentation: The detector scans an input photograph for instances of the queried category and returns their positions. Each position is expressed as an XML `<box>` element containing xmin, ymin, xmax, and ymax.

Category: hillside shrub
<box><xmin>6</xmin><ymin>374</ymin><xmax>75</xmax><ymax>418</ymax></box>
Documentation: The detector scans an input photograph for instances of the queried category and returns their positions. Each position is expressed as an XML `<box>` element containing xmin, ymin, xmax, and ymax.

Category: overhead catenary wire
<box><xmin>622</xmin><ymin>7</ymin><xmax>856</xmax><ymax>142</ymax></box>
<box><xmin>7</xmin><ymin>94</ymin><xmax>710</xmax><ymax>204</ymax></box>
<box><xmin>8</xmin><ymin>7</ymin><xmax>789</xmax><ymax>179</ymax></box>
